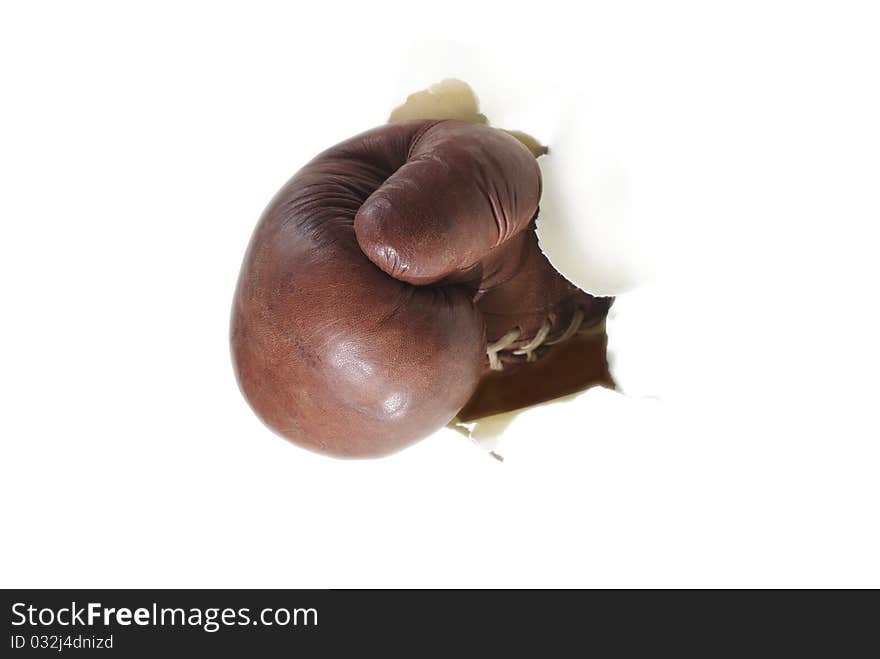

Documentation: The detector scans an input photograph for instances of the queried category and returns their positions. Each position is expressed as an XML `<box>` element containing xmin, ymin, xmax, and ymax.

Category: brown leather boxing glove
<box><xmin>231</xmin><ymin>119</ymin><xmax>611</xmax><ymax>458</ymax></box>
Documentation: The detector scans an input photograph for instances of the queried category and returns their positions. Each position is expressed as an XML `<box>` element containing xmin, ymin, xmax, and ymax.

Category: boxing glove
<box><xmin>231</xmin><ymin>119</ymin><xmax>611</xmax><ymax>458</ymax></box>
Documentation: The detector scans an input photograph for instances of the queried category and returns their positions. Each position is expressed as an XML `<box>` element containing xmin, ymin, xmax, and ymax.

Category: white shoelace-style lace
<box><xmin>486</xmin><ymin>308</ymin><xmax>602</xmax><ymax>371</ymax></box>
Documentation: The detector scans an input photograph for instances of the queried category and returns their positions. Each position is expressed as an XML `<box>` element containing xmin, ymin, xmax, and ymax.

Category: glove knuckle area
<box><xmin>234</xmin><ymin>271</ymin><xmax>484</xmax><ymax>458</ymax></box>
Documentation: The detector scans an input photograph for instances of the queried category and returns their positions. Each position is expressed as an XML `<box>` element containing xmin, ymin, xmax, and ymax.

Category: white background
<box><xmin>2</xmin><ymin>1</ymin><xmax>878</xmax><ymax>588</ymax></box>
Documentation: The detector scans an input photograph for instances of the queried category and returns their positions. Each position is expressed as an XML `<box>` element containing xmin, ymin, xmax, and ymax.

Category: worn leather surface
<box><xmin>231</xmin><ymin>120</ymin><xmax>611</xmax><ymax>458</ymax></box>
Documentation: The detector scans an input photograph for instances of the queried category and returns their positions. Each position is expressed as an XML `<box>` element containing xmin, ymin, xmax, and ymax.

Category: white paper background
<box><xmin>1</xmin><ymin>1</ymin><xmax>878</xmax><ymax>587</ymax></box>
